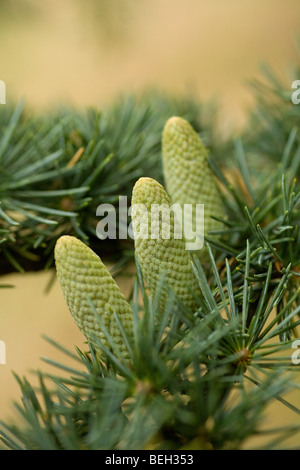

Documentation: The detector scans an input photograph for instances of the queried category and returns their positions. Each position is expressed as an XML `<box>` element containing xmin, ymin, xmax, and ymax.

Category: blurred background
<box><xmin>0</xmin><ymin>0</ymin><xmax>300</xmax><ymax>446</ymax></box>
<box><xmin>1</xmin><ymin>0</ymin><xmax>300</xmax><ymax>123</ymax></box>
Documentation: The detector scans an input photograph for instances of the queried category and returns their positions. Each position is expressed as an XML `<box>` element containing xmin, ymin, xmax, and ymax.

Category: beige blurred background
<box><xmin>0</xmin><ymin>0</ymin><xmax>300</xmax><ymax>448</ymax></box>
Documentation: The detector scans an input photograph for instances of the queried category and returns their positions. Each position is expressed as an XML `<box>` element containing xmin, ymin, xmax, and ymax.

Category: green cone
<box><xmin>54</xmin><ymin>235</ymin><xmax>133</xmax><ymax>358</ymax></box>
<box><xmin>162</xmin><ymin>116</ymin><xmax>224</xmax><ymax>257</ymax></box>
<box><xmin>131</xmin><ymin>177</ymin><xmax>201</xmax><ymax>313</ymax></box>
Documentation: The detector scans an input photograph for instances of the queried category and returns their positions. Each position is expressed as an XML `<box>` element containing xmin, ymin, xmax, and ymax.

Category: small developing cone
<box><xmin>54</xmin><ymin>235</ymin><xmax>133</xmax><ymax>359</ymax></box>
<box><xmin>162</xmin><ymin>116</ymin><xmax>224</xmax><ymax>257</ymax></box>
<box><xmin>131</xmin><ymin>177</ymin><xmax>201</xmax><ymax>313</ymax></box>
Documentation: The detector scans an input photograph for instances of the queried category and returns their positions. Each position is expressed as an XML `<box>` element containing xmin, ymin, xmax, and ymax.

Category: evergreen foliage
<box><xmin>0</xmin><ymin>93</ymin><xmax>215</xmax><ymax>274</ymax></box>
<box><xmin>0</xmin><ymin>67</ymin><xmax>299</xmax><ymax>450</ymax></box>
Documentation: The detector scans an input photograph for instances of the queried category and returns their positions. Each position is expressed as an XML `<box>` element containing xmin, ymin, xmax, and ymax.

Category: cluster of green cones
<box><xmin>54</xmin><ymin>116</ymin><xmax>224</xmax><ymax>360</ymax></box>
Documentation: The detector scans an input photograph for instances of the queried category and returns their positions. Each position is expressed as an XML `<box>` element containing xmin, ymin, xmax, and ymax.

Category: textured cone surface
<box><xmin>55</xmin><ymin>235</ymin><xmax>133</xmax><ymax>357</ymax></box>
<box><xmin>131</xmin><ymin>177</ymin><xmax>201</xmax><ymax>313</ymax></box>
<box><xmin>162</xmin><ymin>116</ymin><xmax>224</xmax><ymax>253</ymax></box>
